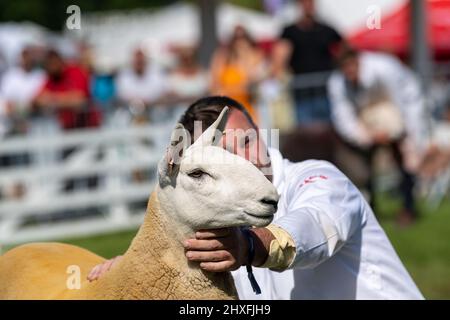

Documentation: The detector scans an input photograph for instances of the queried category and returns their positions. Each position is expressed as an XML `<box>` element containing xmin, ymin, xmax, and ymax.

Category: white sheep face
<box><xmin>157</xmin><ymin>107</ymin><xmax>279</xmax><ymax>232</ymax></box>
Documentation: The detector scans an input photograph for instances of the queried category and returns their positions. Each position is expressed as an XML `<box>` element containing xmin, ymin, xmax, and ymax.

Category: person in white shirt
<box><xmin>0</xmin><ymin>46</ymin><xmax>46</xmax><ymax>134</ymax></box>
<box><xmin>167</xmin><ymin>46</ymin><xmax>209</xmax><ymax>102</ymax></box>
<box><xmin>165</xmin><ymin>45</ymin><xmax>209</xmax><ymax>122</ymax></box>
<box><xmin>328</xmin><ymin>48</ymin><xmax>429</xmax><ymax>226</ymax></box>
<box><xmin>0</xmin><ymin>97</ymin><xmax>8</xmax><ymax>139</ymax></box>
<box><xmin>87</xmin><ymin>96</ymin><xmax>423</xmax><ymax>300</ymax></box>
<box><xmin>0</xmin><ymin>46</ymin><xmax>45</xmax><ymax>200</ymax></box>
<box><xmin>116</xmin><ymin>48</ymin><xmax>168</xmax><ymax>122</ymax></box>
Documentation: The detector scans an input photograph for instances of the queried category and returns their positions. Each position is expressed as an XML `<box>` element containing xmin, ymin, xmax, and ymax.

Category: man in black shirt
<box><xmin>273</xmin><ymin>0</ymin><xmax>343</xmax><ymax>125</ymax></box>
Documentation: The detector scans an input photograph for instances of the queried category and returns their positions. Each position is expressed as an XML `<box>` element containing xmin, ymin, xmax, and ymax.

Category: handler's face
<box><xmin>220</xmin><ymin>109</ymin><xmax>272</xmax><ymax>179</ymax></box>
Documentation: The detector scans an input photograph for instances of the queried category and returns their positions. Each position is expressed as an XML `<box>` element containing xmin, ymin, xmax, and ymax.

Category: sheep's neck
<box><xmin>87</xmin><ymin>191</ymin><xmax>237</xmax><ymax>299</ymax></box>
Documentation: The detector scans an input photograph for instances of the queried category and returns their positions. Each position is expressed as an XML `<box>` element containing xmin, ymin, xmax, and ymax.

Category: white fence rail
<box><xmin>0</xmin><ymin>121</ymin><xmax>174</xmax><ymax>247</ymax></box>
<box><xmin>1</xmin><ymin>76</ymin><xmax>449</xmax><ymax>249</ymax></box>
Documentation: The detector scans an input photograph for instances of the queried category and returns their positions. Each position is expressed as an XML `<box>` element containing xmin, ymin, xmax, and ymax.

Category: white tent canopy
<box><xmin>0</xmin><ymin>0</ymin><xmax>406</xmax><ymax>73</ymax></box>
<box><xmin>68</xmin><ymin>2</ymin><xmax>281</xmax><ymax>71</ymax></box>
<box><xmin>314</xmin><ymin>0</ymin><xmax>406</xmax><ymax>34</ymax></box>
<box><xmin>69</xmin><ymin>1</ymin><xmax>406</xmax><ymax>72</ymax></box>
<box><xmin>0</xmin><ymin>22</ymin><xmax>79</xmax><ymax>68</ymax></box>
<box><xmin>0</xmin><ymin>22</ymin><xmax>48</xmax><ymax>66</ymax></box>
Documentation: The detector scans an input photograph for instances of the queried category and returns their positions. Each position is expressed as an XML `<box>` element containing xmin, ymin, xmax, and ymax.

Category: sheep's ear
<box><xmin>159</xmin><ymin>123</ymin><xmax>189</xmax><ymax>180</ymax></box>
<box><xmin>192</xmin><ymin>106</ymin><xmax>229</xmax><ymax>148</ymax></box>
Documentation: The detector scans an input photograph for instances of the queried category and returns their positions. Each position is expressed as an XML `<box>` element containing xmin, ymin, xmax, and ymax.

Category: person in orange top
<box><xmin>210</xmin><ymin>25</ymin><xmax>265</xmax><ymax>121</ymax></box>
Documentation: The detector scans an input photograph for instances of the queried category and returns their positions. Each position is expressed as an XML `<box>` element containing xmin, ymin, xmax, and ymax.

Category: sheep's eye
<box><xmin>188</xmin><ymin>170</ymin><xmax>206</xmax><ymax>179</ymax></box>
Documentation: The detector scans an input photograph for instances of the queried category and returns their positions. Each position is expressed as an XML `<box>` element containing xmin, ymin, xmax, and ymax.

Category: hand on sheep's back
<box><xmin>88</xmin><ymin>255</ymin><xmax>123</xmax><ymax>282</ymax></box>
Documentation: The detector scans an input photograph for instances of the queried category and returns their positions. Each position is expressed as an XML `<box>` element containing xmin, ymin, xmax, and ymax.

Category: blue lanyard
<box><xmin>241</xmin><ymin>228</ymin><xmax>262</xmax><ymax>295</ymax></box>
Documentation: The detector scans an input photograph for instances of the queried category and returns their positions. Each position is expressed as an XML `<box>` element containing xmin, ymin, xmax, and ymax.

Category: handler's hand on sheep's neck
<box><xmin>184</xmin><ymin>227</ymin><xmax>274</xmax><ymax>272</ymax></box>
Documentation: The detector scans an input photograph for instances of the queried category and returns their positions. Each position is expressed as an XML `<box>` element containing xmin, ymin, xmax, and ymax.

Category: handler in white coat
<box><xmin>327</xmin><ymin>49</ymin><xmax>428</xmax><ymax>152</ymax></box>
<box><xmin>232</xmin><ymin>147</ymin><xmax>423</xmax><ymax>299</ymax></box>
<box><xmin>88</xmin><ymin>96</ymin><xmax>423</xmax><ymax>300</ymax></box>
<box><xmin>327</xmin><ymin>49</ymin><xmax>429</xmax><ymax>225</ymax></box>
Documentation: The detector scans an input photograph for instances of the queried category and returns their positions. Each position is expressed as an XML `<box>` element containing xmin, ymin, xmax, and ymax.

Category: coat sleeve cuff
<box><xmin>259</xmin><ymin>224</ymin><xmax>297</xmax><ymax>271</ymax></box>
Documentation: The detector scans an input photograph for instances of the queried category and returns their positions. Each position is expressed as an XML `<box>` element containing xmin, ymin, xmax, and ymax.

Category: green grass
<box><xmin>60</xmin><ymin>229</ymin><xmax>139</xmax><ymax>259</ymax></box>
<box><xmin>5</xmin><ymin>196</ymin><xmax>450</xmax><ymax>299</ymax></box>
<box><xmin>375</xmin><ymin>195</ymin><xmax>450</xmax><ymax>299</ymax></box>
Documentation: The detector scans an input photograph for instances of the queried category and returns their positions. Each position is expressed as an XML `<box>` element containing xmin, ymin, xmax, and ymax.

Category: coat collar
<box><xmin>268</xmin><ymin>147</ymin><xmax>285</xmax><ymax>192</ymax></box>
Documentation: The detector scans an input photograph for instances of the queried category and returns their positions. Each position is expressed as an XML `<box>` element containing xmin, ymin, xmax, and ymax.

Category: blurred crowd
<box><xmin>1</xmin><ymin>0</ymin><xmax>449</xmax><ymax>225</ymax></box>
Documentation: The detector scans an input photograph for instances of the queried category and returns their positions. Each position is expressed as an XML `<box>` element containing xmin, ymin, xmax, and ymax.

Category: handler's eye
<box><xmin>188</xmin><ymin>169</ymin><xmax>206</xmax><ymax>179</ymax></box>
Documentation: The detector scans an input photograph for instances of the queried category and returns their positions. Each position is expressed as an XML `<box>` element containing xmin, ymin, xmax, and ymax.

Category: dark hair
<box><xmin>226</xmin><ymin>26</ymin><xmax>257</xmax><ymax>64</ymax></box>
<box><xmin>229</xmin><ymin>25</ymin><xmax>256</xmax><ymax>48</ymax></box>
<box><xmin>335</xmin><ymin>47</ymin><xmax>359</xmax><ymax>67</ymax></box>
<box><xmin>179</xmin><ymin>96</ymin><xmax>257</xmax><ymax>143</ymax></box>
<box><xmin>45</xmin><ymin>49</ymin><xmax>63</xmax><ymax>61</ymax></box>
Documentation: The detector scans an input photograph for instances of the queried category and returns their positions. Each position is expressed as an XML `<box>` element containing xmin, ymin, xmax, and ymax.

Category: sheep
<box><xmin>0</xmin><ymin>107</ymin><xmax>279</xmax><ymax>299</ymax></box>
<box><xmin>359</xmin><ymin>100</ymin><xmax>405</xmax><ymax>140</ymax></box>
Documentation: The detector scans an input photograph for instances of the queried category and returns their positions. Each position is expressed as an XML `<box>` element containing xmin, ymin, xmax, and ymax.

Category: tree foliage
<box><xmin>0</xmin><ymin>0</ymin><xmax>176</xmax><ymax>30</ymax></box>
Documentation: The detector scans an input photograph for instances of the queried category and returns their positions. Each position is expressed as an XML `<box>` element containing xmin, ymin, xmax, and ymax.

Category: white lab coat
<box><xmin>327</xmin><ymin>52</ymin><xmax>428</xmax><ymax>150</ymax></box>
<box><xmin>231</xmin><ymin>148</ymin><xmax>424</xmax><ymax>300</ymax></box>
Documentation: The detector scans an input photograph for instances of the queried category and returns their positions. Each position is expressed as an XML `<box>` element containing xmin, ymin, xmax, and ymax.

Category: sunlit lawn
<box><xmin>374</xmin><ymin>194</ymin><xmax>450</xmax><ymax>299</ymax></box>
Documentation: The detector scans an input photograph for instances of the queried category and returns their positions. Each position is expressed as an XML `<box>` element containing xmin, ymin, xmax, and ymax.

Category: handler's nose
<box><xmin>260</xmin><ymin>197</ymin><xmax>278</xmax><ymax>211</ymax></box>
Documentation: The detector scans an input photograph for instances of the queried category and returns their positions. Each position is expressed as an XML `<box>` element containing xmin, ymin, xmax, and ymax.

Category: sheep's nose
<box><xmin>260</xmin><ymin>198</ymin><xmax>278</xmax><ymax>211</ymax></box>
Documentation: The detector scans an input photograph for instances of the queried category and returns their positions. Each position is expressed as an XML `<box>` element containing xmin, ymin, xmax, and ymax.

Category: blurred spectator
<box><xmin>33</xmin><ymin>49</ymin><xmax>101</xmax><ymax>193</ymax></box>
<box><xmin>328</xmin><ymin>48</ymin><xmax>429</xmax><ymax>226</ymax></box>
<box><xmin>273</xmin><ymin>0</ymin><xmax>343</xmax><ymax>125</ymax></box>
<box><xmin>0</xmin><ymin>46</ymin><xmax>45</xmax><ymax>135</ymax></box>
<box><xmin>91</xmin><ymin>71</ymin><xmax>117</xmax><ymax>114</ymax></box>
<box><xmin>167</xmin><ymin>45</ymin><xmax>208</xmax><ymax>103</ymax></box>
<box><xmin>0</xmin><ymin>51</ymin><xmax>7</xmax><ymax>80</ymax></box>
<box><xmin>0</xmin><ymin>98</ymin><xmax>7</xmax><ymax>138</ymax></box>
<box><xmin>75</xmin><ymin>42</ymin><xmax>118</xmax><ymax>117</ymax></box>
<box><xmin>0</xmin><ymin>46</ymin><xmax>45</xmax><ymax>200</ymax></box>
<box><xmin>211</xmin><ymin>25</ymin><xmax>265</xmax><ymax>121</ymax></box>
<box><xmin>258</xmin><ymin>70</ymin><xmax>296</xmax><ymax>132</ymax></box>
<box><xmin>420</xmin><ymin>146</ymin><xmax>450</xmax><ymax>180</ymax></box>
<box><xmin>116</xmin><ymin>48</ymin><xmax>168</xmax><ymax>123</ymax></box>
<box><xmin>77</xmin><ymin>42</ymin><xmax>95</xmax><ymax>74</ymax></box>
<box><xmin>161</xmin><ymin>45</ymin><xmax>209</xmax><ymax>123</ymax></box>
<box><xmin>420</xmin><ymin>100</ymin><xmax>450</xmax><ymax>179</ymax></box>
<box><xmin>34</xmin><ymin>49</ymin><xmax>101</xmax><ymax>131</ymax></box>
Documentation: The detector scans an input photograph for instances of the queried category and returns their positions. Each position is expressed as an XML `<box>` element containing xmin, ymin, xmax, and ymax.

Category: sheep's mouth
<box><xmin>244</xmin><ymin>211</ymin><xmax>274</xmax><ymax>220</ymax></box>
